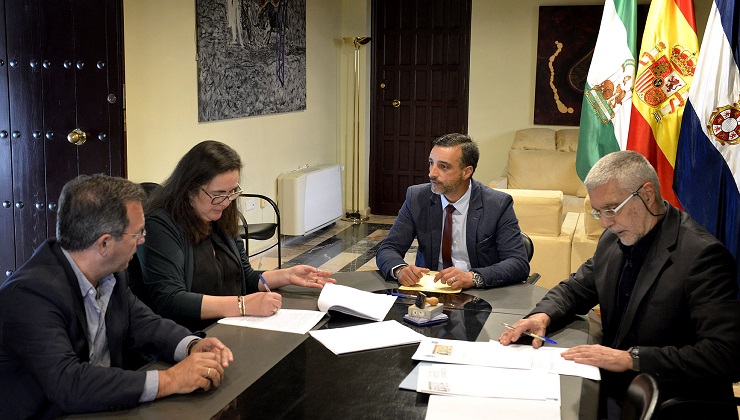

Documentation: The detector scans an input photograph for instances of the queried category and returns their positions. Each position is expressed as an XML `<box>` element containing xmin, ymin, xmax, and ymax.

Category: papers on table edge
<box><xmin>309</xmin><ymin>320</ymin><xmax>425</xmax><ymax>355</ymax></box>
<box><xmin>411</xmin><ymin>337</ymin><xmax>601</xmax><ymax>380</ymax></box>
<box><xmin>399</xmin><ymin>271</ymin><xmax>462</xmax><ymax>294</ymax></box>
<box><xmin>218</xmin><ymin>309</ymin><xmax>326</xmax><ymax>334</ymax></box>
<box><xmin>317</xmin><ymin>283</ymin><xmax>396</xmax><ymax>321</ymax></box>
<box><xmin>425</xmin><ymin>395</ymin><xmax>561</xmax><ymax>420</ymax></box>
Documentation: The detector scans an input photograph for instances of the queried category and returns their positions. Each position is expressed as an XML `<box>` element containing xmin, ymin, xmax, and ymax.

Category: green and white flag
<box><xmin>576</xmin><ymin>0</ymin><xmax>637</xmax><ymax>180</ymax></box>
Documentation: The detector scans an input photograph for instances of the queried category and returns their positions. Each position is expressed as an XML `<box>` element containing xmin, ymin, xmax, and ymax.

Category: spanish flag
<box><xmin>627</xmin><ymin>0</ymin><xmax>698</xmax><ymax>207</ymax></box>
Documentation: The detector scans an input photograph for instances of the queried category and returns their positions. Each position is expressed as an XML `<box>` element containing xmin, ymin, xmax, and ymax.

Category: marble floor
<box><xmin>247</xmin><ymin>215</ymin><xmax>419</xmax><ymax>274</ymax></box>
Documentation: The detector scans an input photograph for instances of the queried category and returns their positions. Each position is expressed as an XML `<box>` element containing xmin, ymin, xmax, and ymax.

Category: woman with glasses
<box><xmin>134</xmin><ymin>140</ymin><xmax>335</xmax><ymax>332</ymax></box>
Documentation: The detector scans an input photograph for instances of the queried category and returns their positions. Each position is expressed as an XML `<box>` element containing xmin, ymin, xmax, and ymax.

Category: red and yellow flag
<box><xmin>627</xmin><ymin>0</ymin><xmax>698</xmax><ymax>207</ymax></box>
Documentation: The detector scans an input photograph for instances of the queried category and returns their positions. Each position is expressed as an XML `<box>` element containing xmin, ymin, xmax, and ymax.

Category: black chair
<box><xmin>657</xmin><ymin>395</ymin><xmax>740</xmax><ymax>420</ymax></box>
<box><xmin>521</xmin><ymin>232</ymin><xmax>541</xmax><ymax>285</ymax></box>
<box><xmin>621</xmin><ymin>373</ymin><xmax>660</xmax><ymax>420</ymax></box>
<box><xmin>238</xmin><ymin>193</ymin><xmax>281</xmax><ymax>268</ymax></box>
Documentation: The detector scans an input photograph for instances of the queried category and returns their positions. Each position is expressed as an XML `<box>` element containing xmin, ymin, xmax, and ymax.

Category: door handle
<box><xmin>67</xmin><ymin>128</ymin><xmax>87</xmax><ymax>145</ymax></box>
<box><xmin>392</xmin><ymin>99</ymin><xmax>400</xmax><ymax>108</ymax></box>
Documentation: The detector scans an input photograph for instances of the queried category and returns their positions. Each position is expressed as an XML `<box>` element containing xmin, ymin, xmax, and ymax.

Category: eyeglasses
<box><xmin>201</xmin><ymin>183</ymin><xmax>243</xmax><ymax>205</ymax></box>
<box><xmin>590</xmin><ymin>184</ymin><xmax>644</xmax><ymax>220</ymax></box>
<box><xmin>122</xmin><ymin>229</ymin><xmax>146</xmax><ymax>241</ymax></box>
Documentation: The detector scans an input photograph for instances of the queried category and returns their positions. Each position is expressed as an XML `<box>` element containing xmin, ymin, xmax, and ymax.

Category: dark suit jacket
<box><xmin>375</xmin><ymin>179</ymin><xmax>529</xmax><ymax>287</ymax></box>
<box><xmin>0</xmin><ymin>239</ymin><xmax>193</xmax><ymax>419</ymax></box>
<box><xmin>531</xmin><ymin>203</ymin><xmax>740</xmax><ymax>403</ymax></box>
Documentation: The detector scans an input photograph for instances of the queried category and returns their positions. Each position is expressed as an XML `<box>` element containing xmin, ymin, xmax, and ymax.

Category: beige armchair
<box><xmin>571</xmin><ymin>195</ymin><xmax>605</xmax><ymax>273</ymax></box>
<box><xmin>495</xmin><ymin>188</ymin><xmax>578</xmax><ymax>289</ymax></box>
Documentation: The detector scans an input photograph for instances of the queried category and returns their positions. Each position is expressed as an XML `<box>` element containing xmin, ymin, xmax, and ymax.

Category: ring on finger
<box><xmin>207</xmin><ymin>367</ymin><xmax>211</xmax><ymax>377</ymax></box>
<box><xmin>450</xmin><ymin>276</ymin><xmax>456</xmax><ymax>283</ymax></box>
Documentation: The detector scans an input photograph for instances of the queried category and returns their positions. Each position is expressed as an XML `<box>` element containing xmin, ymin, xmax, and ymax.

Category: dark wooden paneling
<box><xmin>370</xmin><ymin>0</ymin><xmax>471</xmax><ymax>216</ymax></box>
<box><xmin>0</xmin><ymin>0</ymin><xmax>15</xmax><ymax>277</ymax></box>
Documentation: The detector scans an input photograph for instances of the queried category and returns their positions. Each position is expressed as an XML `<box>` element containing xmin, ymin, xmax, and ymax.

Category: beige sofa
<box><xmin>497</xmin><ymin>188</ymin><xmax>578</xmax><ymax>289</ymax></box>
<box><xmin>491</xmin><ymin>128</ymin><xmax>587</xmax><ymax>213</ymax></box>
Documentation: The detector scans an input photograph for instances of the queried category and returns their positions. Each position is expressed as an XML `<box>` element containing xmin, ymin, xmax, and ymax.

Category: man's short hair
<box><xmin>56</xmin><ymin>174</ymin><xmax>146</xmax><ymax>251</ymax></box>
<box><xmin>433</xmin><ymin>133</ymin><xmax>479</xmax><ymax>173</ymax></box>
<box><xmin>584</xmin><ymin>150</ymin><xmax>662</xmax><ymax>199</ymax></box>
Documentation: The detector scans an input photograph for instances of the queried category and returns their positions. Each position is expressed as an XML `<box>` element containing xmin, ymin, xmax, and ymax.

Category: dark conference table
<box><xmin>68</xmin><ymin>271</ymin><xmax>601</xmax><ymax>419</ymax></box>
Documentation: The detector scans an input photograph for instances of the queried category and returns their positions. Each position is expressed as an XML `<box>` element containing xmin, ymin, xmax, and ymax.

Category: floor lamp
<box><xmin>342</xmin><ymin>36</ymin><xmax>371</xmax><ymax>223</ymax></box>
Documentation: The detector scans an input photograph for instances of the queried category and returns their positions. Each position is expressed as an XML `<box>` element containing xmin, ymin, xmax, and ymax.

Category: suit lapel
<box><xmin>614</xmin><ymin>205</ymin><xmax>679</xmax><ymax>346</ymax></box>
<box><xmin>597</xmin><ymin>238</ymin><xmax>624</xmax><ymax>335</ymax></box>
<box><xmin>466</xmin><ymin>180</ymin><xmax>483</xmax><ymax>268</ymax></box>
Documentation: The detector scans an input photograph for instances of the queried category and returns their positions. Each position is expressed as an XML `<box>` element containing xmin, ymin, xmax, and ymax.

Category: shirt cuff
<box><xmin>176</xmin><ymin>335</ymin><xmax>201</xmax><ymax>361</ymax></box>
<box><xmin>391</xmin><ymin>264</ymin><xmax>407</xmax><ymax>279</ymax></box>
<box><xmin>139</xmin><ymin>371</ymin><xmax>159</xmax><ymax>402</ymax></box>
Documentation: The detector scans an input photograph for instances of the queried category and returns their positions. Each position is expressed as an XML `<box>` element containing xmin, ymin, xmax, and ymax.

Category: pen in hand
<box><xmin>500</xmin><ymin>322</ymin><xmax>557</xmax><ymax>345</ymax></box>
<box><xmin>259</xmin><ymin>274</ymin><xmax>272</xmax><ymax>293</ymax></box>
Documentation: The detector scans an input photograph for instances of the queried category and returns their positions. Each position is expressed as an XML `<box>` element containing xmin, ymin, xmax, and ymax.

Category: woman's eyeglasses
<box><xmin>201</xmin><ymin>183</ymin><xmax>243</xmax><ymax>205</ymax></box>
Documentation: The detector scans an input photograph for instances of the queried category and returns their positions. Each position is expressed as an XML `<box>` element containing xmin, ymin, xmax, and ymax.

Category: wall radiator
<box><xmin>277</xmin><ymin>164</ymin><xmax>343</xmax><ymax>236</ymax></box>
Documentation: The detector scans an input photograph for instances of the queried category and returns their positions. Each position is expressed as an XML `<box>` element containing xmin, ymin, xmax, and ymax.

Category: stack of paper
<box><xmin>218</xmin><ymin>309</ymin><xmax>326</xmax><ymax>334</ymax></box>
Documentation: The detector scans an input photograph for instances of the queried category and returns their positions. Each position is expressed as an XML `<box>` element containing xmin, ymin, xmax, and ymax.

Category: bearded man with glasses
<box><xmin>499</xmin><ymin>150</ymin><xmax>740</xmax><ymax>419</ymax></box>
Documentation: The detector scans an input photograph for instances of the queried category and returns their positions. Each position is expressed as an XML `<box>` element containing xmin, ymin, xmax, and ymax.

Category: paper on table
<box><xmin>425</xmin><ymin>395</ymin><xmax>561</xmax><ymax>420</ymax></box>
<box><xmin>532</xmin><ymin>346</ymin><xmax>602</xmax><ymax>380</ymax></box>
<box><xmin>317</xmin><ymin>283</ymin><xmax>396</xmax><ymax>321</ymax></box>
<box><xmin>308</xmin><ymin>320</ymin><xmax>425</xmax><ymax>355</ymax></box>
<box><xmin>412</xmin><ymin>337</ymin><xmax>534</xmax><ymax>369</ymax></box>
<box><xmin>398</xmin><ymin>271</ymin><xmax>462</xmax><ymax>294</ymax></box>
<box><xmin>416</xmin><ymin>363</ymin><xmax>561</xmax><ymax>402</ymax></box>
<box><xmin>218</xmin><ymin>309</ymin><xmax>326</xmax><ymax>334</ymax></box>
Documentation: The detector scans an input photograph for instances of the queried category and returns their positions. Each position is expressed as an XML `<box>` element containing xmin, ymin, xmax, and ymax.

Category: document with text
<box><xmin>416</xmin><ymin>363</ymin><xmax>561</xmax><ymax>402</ymax></box>
<box><xmin>218</xmin><ymin>309</ymin><xmax>326</xmax><ymax>335</ymax></box>
<box><xmin>412</xmin><ymin>337</ymin><xmax>534</xmax><ymax>369</ymax></box>
<box><xmin>399</xmin><ymin>271</ymin><xmax>462</xmax><ymax>294</ymax></box>
<box><xmin>317</xmin><ymin>283</ymin><xmax>396</xmax><ymax>321</ymax></box>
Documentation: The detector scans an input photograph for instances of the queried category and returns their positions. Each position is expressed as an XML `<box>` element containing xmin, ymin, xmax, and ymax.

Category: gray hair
<box><xmin>584</xmin><ymin>150</ymin><xmax>662</xmax><ymax>199</ymax></box>
<box><xmin>57</xmin><ymin>174</ymin><xmax>146</xmax><ymax>251</ymax></box>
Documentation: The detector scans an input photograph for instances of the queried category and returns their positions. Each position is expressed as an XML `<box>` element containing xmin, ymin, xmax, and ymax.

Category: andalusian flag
<box><xmin>576</xmin><ymin>0</ymin><xmax>637</xmax><ymax>181</ymax></box>
<box><xmin>674</xmin><ymin>0</ymin><xmax>740</xmax><ymax>295</ymax></box>
<box><xmin>627</xmin><ymin>0</ymin><xmax>698</xmax><ymax>207</ymax></box>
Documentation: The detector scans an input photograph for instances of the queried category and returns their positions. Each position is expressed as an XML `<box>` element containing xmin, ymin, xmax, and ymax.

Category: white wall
<box><xmin>123</xmin><ymin>0</ymin><xmax>344</xmax><ymax>227</ymax></box>
<box><xmin>123</xmin><ymin>0</ymin><xmax>713</xmax><ymax>221</ymax></box>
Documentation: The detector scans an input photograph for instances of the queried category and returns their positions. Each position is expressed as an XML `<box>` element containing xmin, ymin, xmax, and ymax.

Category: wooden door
<box><xmin>0</xmin><ymin>0</ymin><xmax>124</xmax><ymax>283</ymax></box>
<box><xmin>369</xmin><ymin>0</ymin><xmax>471</xmax><ymax>216</ymax></box>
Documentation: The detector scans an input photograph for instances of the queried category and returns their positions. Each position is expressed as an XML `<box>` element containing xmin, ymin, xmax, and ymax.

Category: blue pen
<box><xmin>391</xmin><ymin>291</ymin><xmax>415</xmax><ymax>299</ymax></box>
<box><xmin>501</xmin><ymin>322</ymin><xmax>557</xmax><ymax>345</ymax></box>
<box><xmin>259</xmin><ymin>274</ymin><xmax>271</xmax><ymax>293</ymax></box>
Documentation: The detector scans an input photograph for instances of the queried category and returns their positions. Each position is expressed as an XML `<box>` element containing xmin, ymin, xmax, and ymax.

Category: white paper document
<box><xmin>416</xmin><ymin>363</ymin><xmax>561</xmax><ymax>402</ymax></box>
<box><xmin>218</xmin><ymin>309</ymin><xmax>326</xmax><ymax>334</ymax></box>
<box><xmin>425</xmin><ymin>395</ymin><xmax>561</xmax><ymax>420</ymax></box>
<box><xmin>308</xmin><ymin>320</ymin><xmax>425</xmax><ymax>355</ymax></box>
<box><xmin>531</xmin><ymin>346</ymin><xmax>602</xmax><ymax>380</ymax></box>
<box><xmin>412</xmin><ymin>337</ymin><xmax>534</xmax><ymax>369</ymax></box>
<box><xmin>317</xmin><ymin>283</ymin><xmax>396</xmax><ymax>321</ymax></box>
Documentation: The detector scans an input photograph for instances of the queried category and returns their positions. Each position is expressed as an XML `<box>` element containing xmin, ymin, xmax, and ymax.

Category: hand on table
<box><xmin>396</xmin><ymin>264</ymin><xmax>429</xmax><ymax>287</ymax></box>
<box><xmin>434</xmin><ymin>267</ymin><xmax>473</xmax><ymax>289</ymax></box>
<box><xmin>157</xmin><ymin>351</ymin><xmax>226</xmax><ymax>398</ymax></box>
<box><xmin>190</xmin><ymin>337</ymin><xmax>233</xmax><ymax>368</ymax></box>
<box><xmin>498</xmin><ymin>313</ymin><xmax>551</xmax><ymax>349</ymax></box>
<box><xmin>244</xmin><ymin>291</ymin><xmax>282</xmax><ymax>316</ymax></box>
<box><xmin>561</xmin><ymin>344</ymin><xmax>632</xmax><ymax>372</ymax></box>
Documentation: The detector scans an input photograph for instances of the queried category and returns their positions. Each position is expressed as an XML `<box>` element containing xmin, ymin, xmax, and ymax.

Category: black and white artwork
<box><xmin>196</xmin><ymin>0</ymin><xmax>306</xmax><ymax>122</ymax></box>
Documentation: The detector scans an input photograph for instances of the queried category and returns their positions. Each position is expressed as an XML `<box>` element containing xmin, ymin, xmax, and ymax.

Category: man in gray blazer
<box><xmin>499</xmin><ymin>151</ymin><xmax>740</xmax><ymax>418</ymax></box>
<box><xmin>375</xmin><ymin>133</ymin><xmax>529</xmax><ymax>289</ymax></box>
<box><xmin>0</xmin><ymin>174</ymin><xmax>234</xmax><ymax>419</ymax></box>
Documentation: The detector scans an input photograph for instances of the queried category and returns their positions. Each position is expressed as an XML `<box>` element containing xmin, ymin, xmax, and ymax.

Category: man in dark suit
<box><xmin>0</xmin><ymin>174</ymin><xmax>234</xmax><ymax>419</ymax></box>
<box><xmin>499</xmin><ymin>151</ymin><xmax>740</xmax><ymax>418</ymax></box>
<box><xmin>376</xmin><ymin>133</ymin><xmax>529</xmax><ymax>289</ymax></box>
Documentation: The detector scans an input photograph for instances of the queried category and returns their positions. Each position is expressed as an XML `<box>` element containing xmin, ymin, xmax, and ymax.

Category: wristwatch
<box><xmin>470</xmin><ymin>271</ymin><xmax>484</xmax><ymax>288</ymax></box>
<box><xmin>393</xmin><ymin>265</ymin><xmax>407</xmax><ymax>279</ymax></box>
<box><xmin>627</xmin><ymin>346</ymin><xmax>640</xmax><ymax>371</ymax></box>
